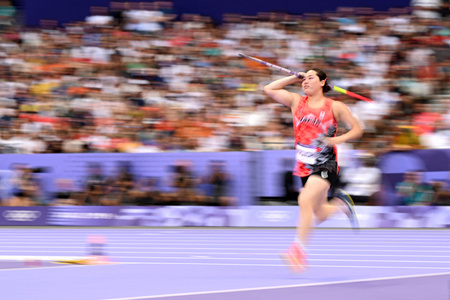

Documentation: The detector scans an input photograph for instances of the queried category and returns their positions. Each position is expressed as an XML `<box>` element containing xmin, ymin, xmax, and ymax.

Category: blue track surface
<box><xmin>0</xmin><ymin>228</ymin><xmax>449</xmax><ymax>300</ymax></box>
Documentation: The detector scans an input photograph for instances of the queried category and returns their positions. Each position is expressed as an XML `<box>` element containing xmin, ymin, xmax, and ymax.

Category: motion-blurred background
<box><xmin>0</xmin><ymin>0</ymin><xmax>448</xmax><ymax>225</ymax></box>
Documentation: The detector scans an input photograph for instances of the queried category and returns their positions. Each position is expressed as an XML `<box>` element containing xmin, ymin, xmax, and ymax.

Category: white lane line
<box><xmin>0</xmin><ymin>236</ymin><xmax>450</xmax><ymax>241</ymax></box>
<box><xmin>1</xmin><ymin>230</ymin><xmax>444</xmax><ymax>233</ymax></box>
<box><xmin>112</xmin><ymin>252</ymin><xmax>450</xmax><ymax>258</ymax></box>
<box><xmin>1</xmin><ymin>236</ymin><xmax>448</xmax><ymax>243</ymax></box>
<box><xmin>116</xmin><ymin>261</ymin><xmax>450</xmax><ymax>270</ymax></box>
<box><xmin>0</xmin><ymin>238</ymin><xmax>435</xmax><ymax>243</ymax></box>
<box><xmin>7</xmin><ymin>251</ymin><xmax>449</xmax><ymax>258</ymax></box>
<box><xmin>0</xmin><ymin>239</ymin><xmax>450</xmax><ymax>246</ymax></box>
<box><xmin>1</xmin><ymin>231</ymin><xmax>449</xmax><ymax>237</ymax></box>
<box><xmin>3</xmin><ymin>255</ymin><xmax>447</xmax><ymax>266</ymax></box>
<box><xmin>2</xmin><ymin>251</ymin><xmax>450</xmax><ymax>260</ymax></box>
<box><xmin>1</xmin><ymin>259</ymin><xmax>449</xmax><ymax>272</ymax></box>
<box><xmin>2</xmin><ymin>248</ymin><xmax>450</xmax><ymax>253</ymax></box>
<box><xmin>0</xmin><ymin>262</ymin><xmax>450</xmax><ymax>274</ymax></box>
<box><xmin>101</xmin><ymin>271</ymin><xmax>450</xmax><ymax>300</ymax></box>
<box><xmin>1</xmin><ymin>253</ymin><xmax>448</xmax><ymax>265</ymax></box>
<box><xmin>2</xmin><ymin>242</ymin><xmax>449</xmax><ymax>248</ymax></box>
<box><xmin>0</xmin><ymin>255</ymin><xmax>85</xmax><ymax>261</ymax></box>
<box><xmin>2</xmin><ymin>251</ymin><xmax>450</xmax><ymax>261</ymax></box>
<box><xmin>0</xmin><ymin>263</ymin><xmax>113</xmax><ymax>272</ymax></box>
<box><xmin>1</xmin><ymin>231</ymin><xmax>448</xmax><ymax>235</ymax></box>
<box><xmin>77</xmin><ymin>256</ymin><xmax>450</xmax><ymax>264</ymax></box>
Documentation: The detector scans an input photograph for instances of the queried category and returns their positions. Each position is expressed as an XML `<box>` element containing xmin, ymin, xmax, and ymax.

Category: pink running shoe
<box><xmin>280</xmin><ymin>242</ymin><xmax>308</xmax><ymax>272</ymax></box>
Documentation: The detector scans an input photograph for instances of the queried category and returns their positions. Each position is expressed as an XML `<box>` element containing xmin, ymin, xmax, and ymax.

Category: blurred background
<box><xmin>0</xmin><ymin>0</ymin><xmax>448</xmax><ymax>212</ymax></box>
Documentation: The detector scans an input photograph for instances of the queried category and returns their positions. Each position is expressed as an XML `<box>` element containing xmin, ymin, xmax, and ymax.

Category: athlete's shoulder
<box><xmin>331</xmin><ymin>100</ymin><xmax>351</xmax><ymax>122</ymax></box>
<box><xmin>330</xmin><ymin>99</ymin><xmax>348</xmax><ymax>110</ymax></box>
<box><xmin>325</xmin><ymin>97</ymin><xmax>336</xmax><ymax>104</ymax></box>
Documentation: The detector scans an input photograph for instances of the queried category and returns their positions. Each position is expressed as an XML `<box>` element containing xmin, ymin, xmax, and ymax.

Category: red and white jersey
<box><xmin>293</xmin><ymin>96</ymin><xmax>339</xmax><ymax>177</ymax></box>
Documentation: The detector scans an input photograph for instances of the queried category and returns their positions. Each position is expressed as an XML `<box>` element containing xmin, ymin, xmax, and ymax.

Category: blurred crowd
<box><xmin>0</xmin><ymin>0</ymin><xmax>447</xmax><ymax>156</ymax></box>
<box><xmin>1</xmin><ymin>160</ymin><xmax>236</xmax><ymax>206</ymax></box>
<box><xmin>0</xmin><ymin>1</ymin><xmax>449</xmax><ymax>206</ymax></box>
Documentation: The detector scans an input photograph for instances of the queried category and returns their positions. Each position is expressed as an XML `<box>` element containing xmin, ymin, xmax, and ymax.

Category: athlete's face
<box><xmin>302</xmin><ymin>70</ymin><xmax>325</xmax><ymax>96</ymax></box>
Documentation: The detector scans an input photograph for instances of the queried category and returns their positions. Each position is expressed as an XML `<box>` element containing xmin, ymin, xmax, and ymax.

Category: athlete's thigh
<box><xmin>299</xmin><ymin>175</ymin><xmax>330</xmax><ymax>208</ymax></box>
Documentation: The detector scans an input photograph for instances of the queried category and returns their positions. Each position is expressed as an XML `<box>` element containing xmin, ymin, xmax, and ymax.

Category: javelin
<box><xmin>238</xmin><ymin>53</ymin><xmax>374</xmax><ymax>103</ymax></box>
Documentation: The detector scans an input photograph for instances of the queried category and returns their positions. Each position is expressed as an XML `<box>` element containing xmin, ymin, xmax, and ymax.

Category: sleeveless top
<box><xmin>293</xmin><ymin>96</ymin><xmax>339</xmax><ymax>177</ymax></box>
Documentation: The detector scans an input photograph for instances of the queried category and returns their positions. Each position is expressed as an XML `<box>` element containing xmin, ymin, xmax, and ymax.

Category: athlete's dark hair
<box><xmin>310</xmin><ymin>68</ymin><xmax>332</xmax><ymax>93</ymax></box>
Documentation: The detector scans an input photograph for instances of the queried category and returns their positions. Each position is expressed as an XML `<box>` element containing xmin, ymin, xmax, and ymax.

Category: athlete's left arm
<box><xmin>325</xmin><ymin>101</ymin><xmax>363</xmax><ymax>146</ymax></box>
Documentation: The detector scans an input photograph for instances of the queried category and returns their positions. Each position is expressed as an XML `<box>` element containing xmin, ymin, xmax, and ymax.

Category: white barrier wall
<box><xmin>1</xmin><ymin>206</ymin><xmax>449</xmax><ymax>228</ymax></box>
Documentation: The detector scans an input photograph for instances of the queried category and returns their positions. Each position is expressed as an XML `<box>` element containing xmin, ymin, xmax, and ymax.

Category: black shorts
<box><xmin>301</xmin><ymin>170</ymin><xmax>338</xmax><ymax>188</ymax></box>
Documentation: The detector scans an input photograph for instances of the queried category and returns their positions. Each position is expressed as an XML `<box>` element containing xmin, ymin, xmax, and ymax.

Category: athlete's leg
<box><xmin>312</xmin><ymin>172</ymin><xmax>348</xmax><ymax>225</ymax></box>
<box><xmin>312</xmin><ymin>192</ymin><xmax>359</xmax><ymax>230</ymax></box>
<box><xmin>332</xmin><ymin>189</ymin><xmax>359</xmax><ymax>228</ymax></box>
<box><xmin>280</xmin><ymin>175</ymin><xmax>330</xmax><ymax>271</ymax></box>
<box><xmin>297</xmin><ymin>175</ymin><xmax>330</xmax><ymax>246</ymax></box>
<box><xmin>314</xmin><ymin>197</ymin><xmax>341</xmax><ymax>224</ymax></box>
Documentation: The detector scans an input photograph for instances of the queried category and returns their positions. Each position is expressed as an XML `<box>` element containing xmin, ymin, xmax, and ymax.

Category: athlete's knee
<box><xmin>298</xmin><ymin>192</ymin><xmax>314</xmax><ymax>208</ymax></box>
<box><xmin>314</xmin><ymin>209</ymin><xmax>327</xmax><ymax>223</ymax></box>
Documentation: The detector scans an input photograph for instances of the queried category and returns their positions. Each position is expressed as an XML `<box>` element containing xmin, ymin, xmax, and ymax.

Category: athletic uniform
<box><xmin>292</xmin><ymin>96</ymin><xmax>338</xmax><ymax>186</ymax></box>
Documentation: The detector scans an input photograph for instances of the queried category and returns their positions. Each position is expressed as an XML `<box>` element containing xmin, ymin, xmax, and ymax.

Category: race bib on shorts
<box><xmin>296</xmin><ymin>144</ymin><xmax>317</xmax><ymax>165</ymax></box>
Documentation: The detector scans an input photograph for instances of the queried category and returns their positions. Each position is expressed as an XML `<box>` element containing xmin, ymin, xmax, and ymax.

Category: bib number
<box><xmin>296</xmin><ymin>144</ymin><xmax>317</xmax><ymax>165</ymax></box>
